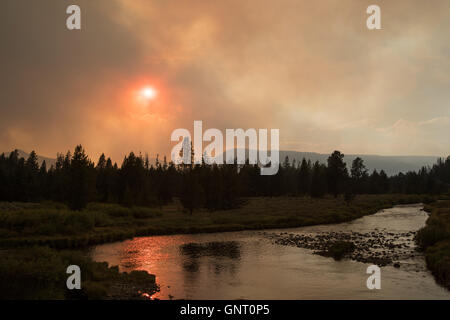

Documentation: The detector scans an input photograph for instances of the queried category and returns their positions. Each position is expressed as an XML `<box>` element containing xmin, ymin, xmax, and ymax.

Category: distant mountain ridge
<box><xmin>2</xmin><ymin>149</ymin><xmax>442</xmax><ymax>176</ymax></box>
<box><xmin>277</xmin><ymin>151</ymin><xmax>440</xmax><ymax>176</ymax></box>
<box><xmin>1</xmin><ymin>149</ymin><xmax>56</xmax><ymax>167</ymax></box>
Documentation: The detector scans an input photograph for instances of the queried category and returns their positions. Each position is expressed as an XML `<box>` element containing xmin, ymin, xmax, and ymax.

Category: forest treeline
<box><xmin>0</xmin><ymin>146</ymin><xmax>449</xmax><ymax>212</ymax></box>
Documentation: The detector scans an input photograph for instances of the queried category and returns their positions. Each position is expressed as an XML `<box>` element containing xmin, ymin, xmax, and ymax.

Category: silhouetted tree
<box><xmin>298</xmin><ymin>158</ymin><xmax>311</xmax><ymax>195</ymax></box>
<box><xmin>350</xmin><ymin>157</ymin><xmax>368</xmax><ymax>194</ymax></box>
<box><xmin>327</xmin><ymin>151</ymin><xmax>348</xmax><ymax>197</ymax></box>
<box><xmin>180</xmin><ymin>169</ymin><xmax>204</xmax><ymax>214</ymax></box>
<box><xmin>67</xmin><ymin>145</ymin><xmax>96</xmax><ymax>210</ymax></box>
<box><xmin>311</xmin><ymin>161</ymin><xmax>327</xmax><ymax>198</ymax></box>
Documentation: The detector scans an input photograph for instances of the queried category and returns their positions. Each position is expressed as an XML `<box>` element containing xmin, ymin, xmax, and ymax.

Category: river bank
<box><xmin>416</xmin><ymin>200</ymin><xmax>450</xmax><ymax>289</ymax></box>
<box><xmin>0</xmin><ymin>194</ymin><xmax>431</xmax><ymax>249</ymax></box>
<box><xmin>0</xmin><ymin>246</ymin><xmax>158</xmax><ymax>299</ymax></box>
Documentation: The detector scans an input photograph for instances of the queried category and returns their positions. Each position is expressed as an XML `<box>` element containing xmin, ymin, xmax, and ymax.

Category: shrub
<box><xmin>104</xmin><ymin>206</ymin><xmax>131</xmax><ymax>218</ymax></box>
<box><xmin>416</xmin><ymin>225</ymin><xmax>449</xmax><ymax>249</ymax></box>
<box><xmin>325</xmin><ymin>241</ymin><xmax>356</xmax><ymax>260</ymax></box>
<box><xmin>425</xmin><ymin>239</ymin><xmax>450</xmax><ymax>288</ymax></box>
<box><xmin>131</xmin><ymin>207</ymin><xmax>162</xmax><ymax>219</ymax></box>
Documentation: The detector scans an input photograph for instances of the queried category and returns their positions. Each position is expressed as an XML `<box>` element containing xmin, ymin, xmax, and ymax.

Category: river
<box><xmin>90</xmin><ymin>204</ymin><xmax>450</xmax><ymax>299</ymax></box>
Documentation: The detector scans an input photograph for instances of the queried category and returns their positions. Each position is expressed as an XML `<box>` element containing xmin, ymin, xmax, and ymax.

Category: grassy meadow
<box><xmin>0</xmin><ymin>194</ymin><xmax>431</xmax><ymax>249</ymax></box>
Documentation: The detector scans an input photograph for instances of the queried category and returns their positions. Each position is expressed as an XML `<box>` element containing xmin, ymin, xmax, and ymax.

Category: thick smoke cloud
<box><xmin>1</xmin><ymin>0</ymin><xmax>449</xmax><ymax>162</ymax></box>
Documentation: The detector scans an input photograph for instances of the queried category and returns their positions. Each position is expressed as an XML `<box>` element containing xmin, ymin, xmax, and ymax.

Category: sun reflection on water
<box><xmin>91</xmin><ymin>234</ymin><xmax>244</xmax><ymax>300</ymax></box>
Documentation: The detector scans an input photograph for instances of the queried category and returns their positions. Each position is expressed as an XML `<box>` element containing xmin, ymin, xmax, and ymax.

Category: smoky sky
<box><xmin>1</xmin><ymin>0</ymin><xmax>449</xmax><ymax>162</ymax></box>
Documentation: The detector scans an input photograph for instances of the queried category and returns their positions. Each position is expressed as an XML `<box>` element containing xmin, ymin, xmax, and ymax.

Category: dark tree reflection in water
<box><xmin>180</xmin><ymin>242</ymin><xmax>241</xmax><ymax>278</ymax></box>
<box><xmin>180</xmin><ymin>242</ymin><xmax>241</xmax><ymax>259</ymax></box>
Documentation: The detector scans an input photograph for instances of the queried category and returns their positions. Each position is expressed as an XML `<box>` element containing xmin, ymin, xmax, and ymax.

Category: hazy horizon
<box><xmin>2</xmin><ymin>147</ymin><xmax>445</xmax><ymax>162</ymax></box>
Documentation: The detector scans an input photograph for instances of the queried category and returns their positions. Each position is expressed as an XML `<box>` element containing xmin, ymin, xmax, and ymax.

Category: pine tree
<box><xmin>327</xmin><ymin>151</ymin><xmax>348</xmax><ymax>197</ymax></box>
<box><xmin>180</xmin><ymin>169</ymin><xmax>204</xmax><ymax>214</ymax></box>
<box><xmin>298</xmin><ymin>158</ymin><xmax>311</xmax><ymax>195</ymax></box>
<box><xmin>350</xmin><ymin>157</ymin><xmax>368</xmax><ymax>194</ymax></box>
<box><xmin>68</xmin><ymin>145</ymin><xmax>96</xmax><ymax>210</ymax></box>
<box><xmin>311</xmin><ymin>161</ymin><xmax>327</xmax><ymax>198</ymax></box>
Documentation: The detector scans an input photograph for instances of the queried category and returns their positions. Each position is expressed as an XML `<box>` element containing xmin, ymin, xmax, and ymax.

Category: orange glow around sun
<box><xmin>130</xmin><ymin>82</ymin><xmax>162</xmax><ymax>107</ymax></box>
<box><xmin>140</xmin><ymin>86</ymin><xmax>157</xmax><ymax>100</ymax></box>
<box><xmin>118</xmin><ymin>78</ymin><xmax>175</xmax><ymax>123</ymax></box>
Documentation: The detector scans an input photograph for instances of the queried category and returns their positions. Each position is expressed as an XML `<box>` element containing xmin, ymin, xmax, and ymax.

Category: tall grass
<box><xmin>0</xmin><ymin>194</ymin><xmax>431</xmax><ymax>249</ymax></box>
<box><xmin>0</xmin><ymin>246</ymin><xmax>157</xmax><ymax>299</ymax></box>
<box><xmin>415</xmin><ymin>200</ymin><xmax>450</xmax><ymax>288</ymax></box>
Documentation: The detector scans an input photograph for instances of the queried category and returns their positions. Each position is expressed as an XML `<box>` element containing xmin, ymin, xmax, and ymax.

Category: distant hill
<box><xmin>277</xmin><ymin>151</ymin><xmax>440</xmax><ymax>176</ymax></box>
<box><xmin>1</xmin><ymin>149</ymin><xmax>56</xmax><ymax>167</ymax></box>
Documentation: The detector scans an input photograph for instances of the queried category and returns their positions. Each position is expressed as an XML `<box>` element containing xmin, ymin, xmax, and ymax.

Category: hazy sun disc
<box><xmin>141</xmin><ymin>86</ymin><xmax>157</xmax><ymax>100</ymax></box>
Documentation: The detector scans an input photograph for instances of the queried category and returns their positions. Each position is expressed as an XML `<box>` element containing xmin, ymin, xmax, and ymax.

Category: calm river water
<box><xmin>90</xmin><ymin>204</ymin><xmax>450</xmax><ymax>299</ymax></box>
